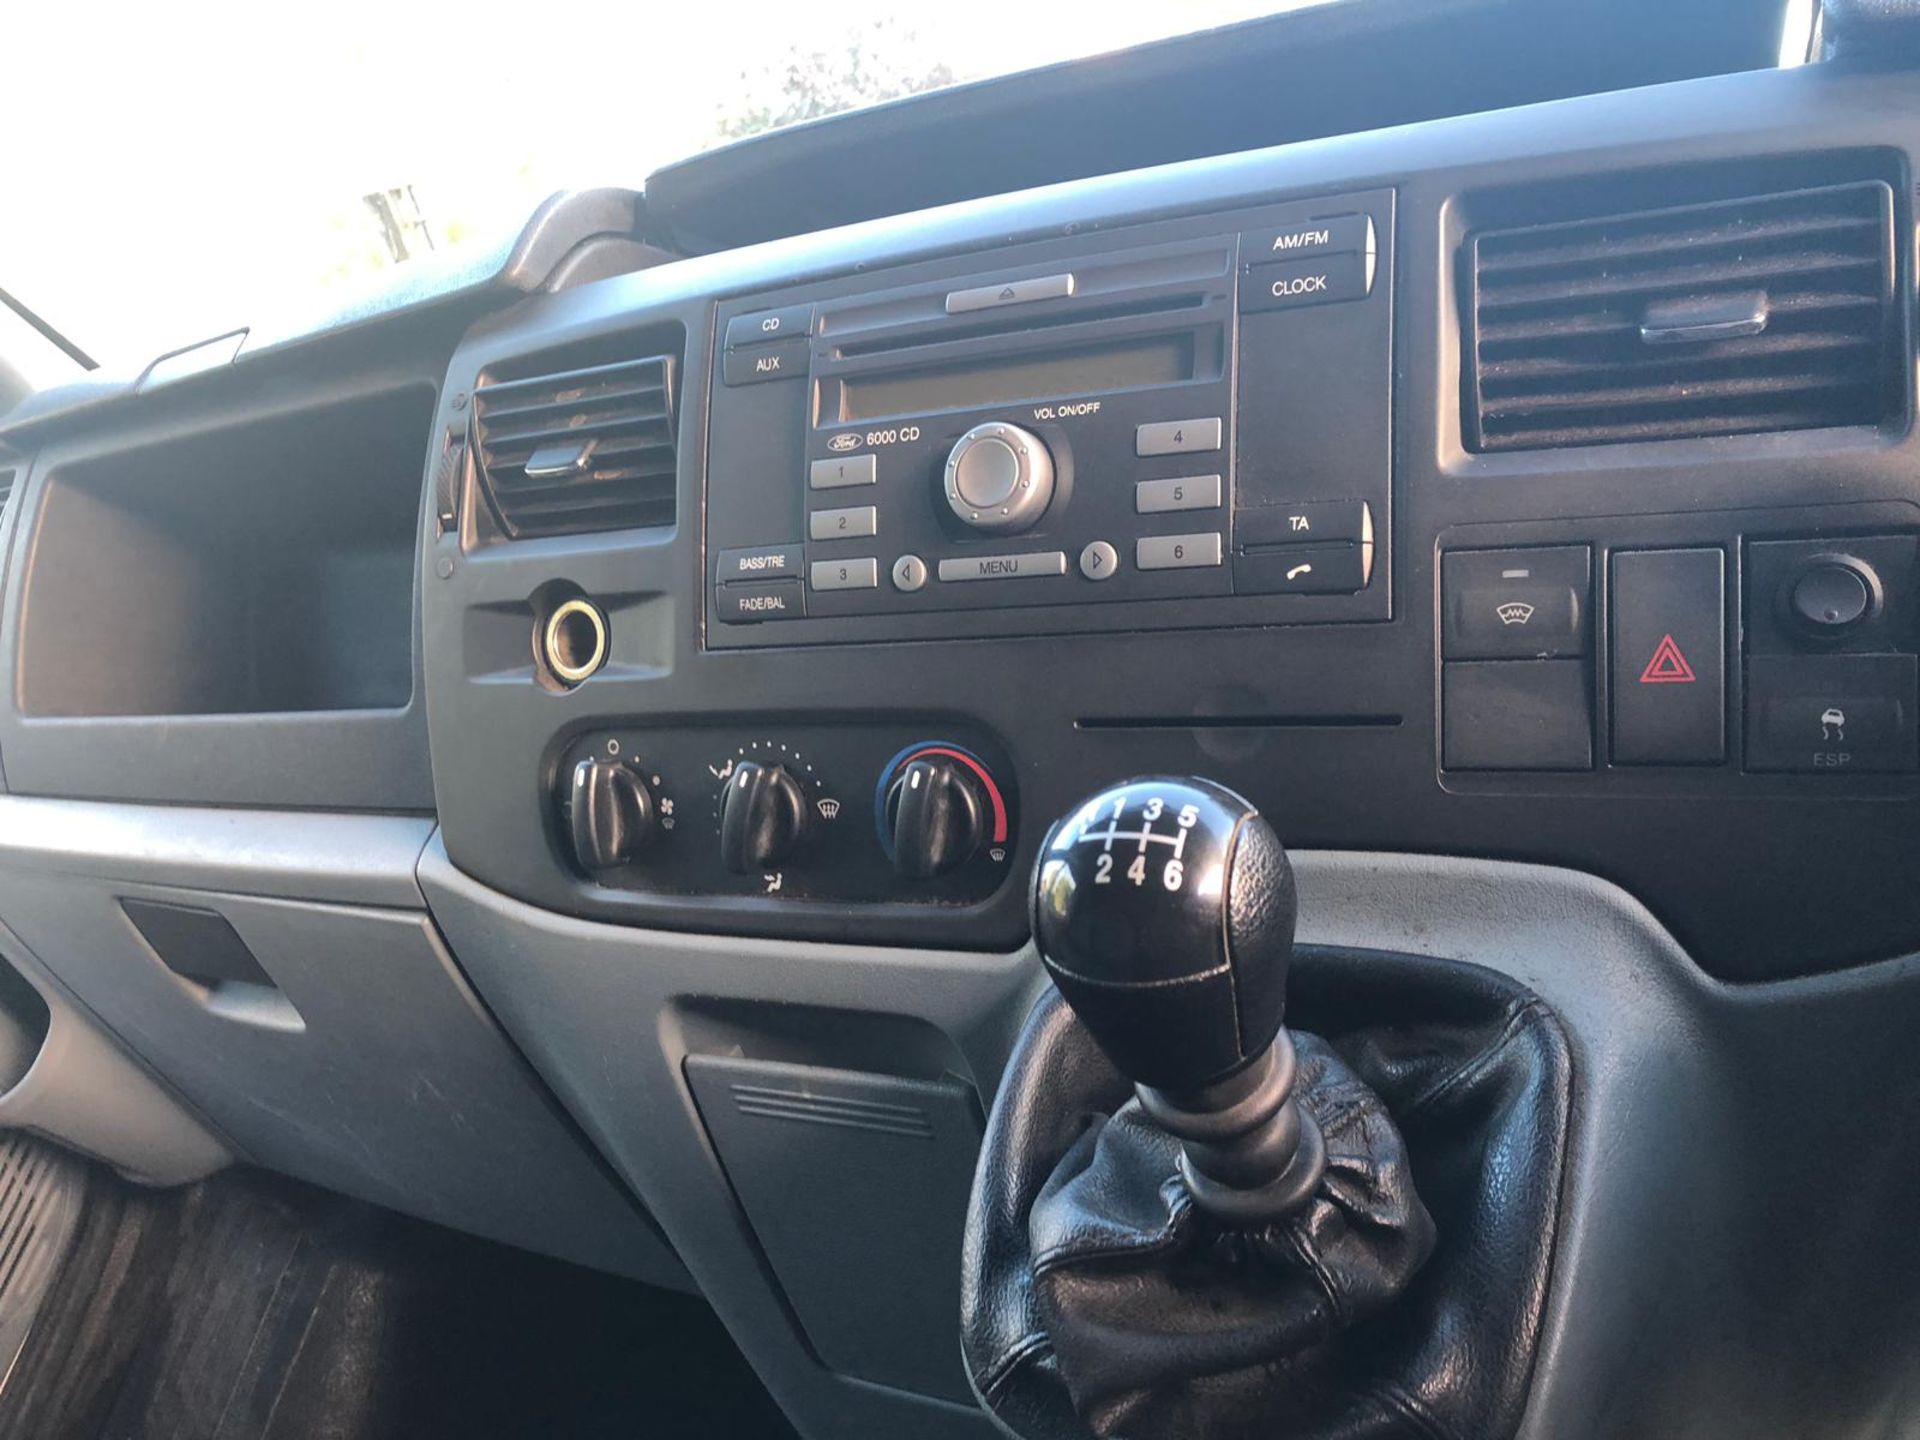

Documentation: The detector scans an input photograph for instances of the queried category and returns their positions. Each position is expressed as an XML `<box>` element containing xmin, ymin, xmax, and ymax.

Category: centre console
<box><xmin>704</xmin><ymin>190</ymin><xmax>1394</xmax><ymax>647</ymax></box>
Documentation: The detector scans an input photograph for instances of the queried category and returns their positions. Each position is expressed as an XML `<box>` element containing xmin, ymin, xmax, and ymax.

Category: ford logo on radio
<box><xmin>827</xmin><ymin>433</ymin><xmax>861</xmax><ymax>453</ymax></box>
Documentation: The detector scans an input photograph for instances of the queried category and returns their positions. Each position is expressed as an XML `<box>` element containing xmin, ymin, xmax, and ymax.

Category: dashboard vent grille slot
<box><xmin>0</xmin><ymin>470</ymin><xmax>14</xmax><ymax>518</ymax></box>
<box><xmin>1468</xmin><ymin>182</ymin><xmax>1899</xmax><ymax>451</ymax></box>
<box><xmin>472</xmin><ymin>356</ymin><xmax>676</xmax><ymax>537</ymax></box>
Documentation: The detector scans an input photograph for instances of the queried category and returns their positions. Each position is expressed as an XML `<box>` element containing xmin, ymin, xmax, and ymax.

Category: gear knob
<box><xmin>1032</xmin><ymin>777</ymin><xmax>1296</xmax><ymax>1096</ymax></box>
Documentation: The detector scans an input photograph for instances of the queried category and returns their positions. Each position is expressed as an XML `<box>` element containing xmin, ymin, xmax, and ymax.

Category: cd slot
<box><xmin>832</xmin><ymin>293</ymin><xmax>1210</xmax><ymax>361</ymax></box>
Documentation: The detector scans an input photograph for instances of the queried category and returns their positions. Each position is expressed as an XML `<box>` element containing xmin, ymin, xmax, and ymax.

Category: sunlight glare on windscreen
<box><xmin>2</xmin><ymin>1</ymin><xmax>1329</xmax><ymax>373</ymax></box>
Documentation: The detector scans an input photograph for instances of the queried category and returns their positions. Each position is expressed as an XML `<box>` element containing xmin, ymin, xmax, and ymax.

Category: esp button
<box><xmin>1746</xmin><ymin>654</ymin><xmax>1918</xmax><ymax>773</ymax></box>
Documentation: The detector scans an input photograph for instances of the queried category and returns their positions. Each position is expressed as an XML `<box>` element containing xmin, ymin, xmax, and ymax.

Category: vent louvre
<box><xmin>472</xmin><ymin>355</ymin><xmax>677</xmax><ymax>537</ymax></box>
<box><xmin>1468</xmin><ymin>182</ymin><xmax>1900</xmax><ymax>452</ymax></box>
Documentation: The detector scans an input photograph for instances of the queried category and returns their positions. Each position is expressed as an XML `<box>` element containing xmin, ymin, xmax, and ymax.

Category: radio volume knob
<box><xmin>944</xmin><ymin>422</ymin><xmax>1055</xmax><ymax>534</ymax></box>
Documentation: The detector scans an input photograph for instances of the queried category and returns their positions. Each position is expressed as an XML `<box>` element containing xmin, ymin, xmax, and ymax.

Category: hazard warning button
<box><xmin>1611</xmin><ymin>548</ymin><xmax>1726</xmax><ymax>765</ymax></box>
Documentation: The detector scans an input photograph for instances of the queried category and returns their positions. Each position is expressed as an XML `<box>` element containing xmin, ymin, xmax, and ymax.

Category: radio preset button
<box><xmin>723</xmin><ymin>337</ymin><xmax>809</xmax><ymax>385</ymax></box>
<box><xmin>809</xmin><ymin>505</ymin><xmax>878</xmax><ymax>541</ymax></box>
<box><xmin>1135</xmin><ymin>418</ymin><xmax>1222</xmax><ymax>457</ymax></box>
<box><xmin>945</xmin><ymin>272</ymin><xmax>1076</xmax><ymax>314</ymax></box>
<box><xmin>725</xmin><ymin>304</ymin><xmax>814</xmax><ymax>349</ymax></box>
<box><xmin>891</xmin><ymin>555</ymin><xmax>928</xmax><ymax>592</ymax></box>
<box><xmin>810</xmin><ymin>558</ymin><xmax>879</xmax><ymax>591</ymax></box>
<box><xmin>1079</xmin><ymin>541</ymin><xmax>1119</xmax><ymax>581</ymax></box>
<box><xmin>715</xmin><ymin>579</ymin><xmax>804</xmax><ymax>622</ymax></box>
<box><xmin>944</xmin><ymin>422</ymin><xmax>1056</xmax><ymax>533</ymax></box>
<box><xmin>1136</xmin><ymin>533</ymin><xmax>1224</xmax><ymax>571</ymax></box>
<box><xmin>809</xmin><ymin>454</ymin><xmax>877</xmax><ymax>490</ymax></box>
<box><xmin>937</xmin><ymin>551</ymin><xmax>1069</xmax><ymax>583</ymax></box>
<box><xmin>1135</xmin><ymin>474</ymin><xmax>1222</xmax><ymax>514</ymax></box>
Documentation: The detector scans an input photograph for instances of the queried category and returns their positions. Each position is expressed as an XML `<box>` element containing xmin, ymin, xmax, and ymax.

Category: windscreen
<box><xmin>3</xmin><ymin>2</ymin><xmax>1330</xmax><ymax>375</ymax></box>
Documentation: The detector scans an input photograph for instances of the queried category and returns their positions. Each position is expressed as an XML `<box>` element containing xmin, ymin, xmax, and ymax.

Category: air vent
<box><xmin>1468</xmin><ymin>182</ymin><xmax>1900</xmax><ymax>451</ymax></box>
<box><xmin>0</xmin><ymin>471</ymin><xmax>14</xmax><ymax>517</ymax></box>
<box><xmin>472</xmin><ymin>356</ymin><xmax>676</xmax><ymax>537</ymax></box>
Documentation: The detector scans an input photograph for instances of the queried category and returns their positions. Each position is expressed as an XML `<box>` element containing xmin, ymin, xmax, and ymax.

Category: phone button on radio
<box><xmin>1236</xmin><ymin>542</ymin><xmax>1372</xmax><ymax>595</ymax></box>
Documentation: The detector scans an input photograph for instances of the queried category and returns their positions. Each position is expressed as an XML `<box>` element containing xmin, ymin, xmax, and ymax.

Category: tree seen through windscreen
<box><xmin>715</xmin><ymin>19</ymin><xmax>958</xmax><ymax>140</ymax></box>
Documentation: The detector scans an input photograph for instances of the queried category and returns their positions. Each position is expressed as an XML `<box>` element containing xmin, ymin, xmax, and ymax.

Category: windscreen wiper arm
<box><xmin>0</xmin><ymin>283</ymin><xmax>97</xmax><ymax>371</ymax></box>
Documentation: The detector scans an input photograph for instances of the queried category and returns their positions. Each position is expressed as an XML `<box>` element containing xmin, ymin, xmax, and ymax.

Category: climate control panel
<box><xmin>551</xmin><ymin>723</ymin><xmax>1018</xmax><ymax>921</ymax></box>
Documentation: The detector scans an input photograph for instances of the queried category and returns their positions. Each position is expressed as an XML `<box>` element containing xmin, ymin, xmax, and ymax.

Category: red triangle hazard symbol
<box><xmin>1638</xmin><ymin>633</ymin><xmax>1697</xmax><ymax>685</ymax></box>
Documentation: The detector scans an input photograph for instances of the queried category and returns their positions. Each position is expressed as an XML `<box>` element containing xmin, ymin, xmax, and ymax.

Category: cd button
<box><xmin>1136</xmin><ymin>533</ymin><xmax>1224</xmax><ymax>571</ymax></box>
<box><xmin>725</xmin><ymin>304</ymin><xmax>813</xmax><ymax>348</ymax></box>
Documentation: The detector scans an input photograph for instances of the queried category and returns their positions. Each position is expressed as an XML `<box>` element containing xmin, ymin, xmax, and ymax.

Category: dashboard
<box><xmin>2</xmin><ymin>9</ymin><xmax>1919</xmax><ymax>1437</ymax></box>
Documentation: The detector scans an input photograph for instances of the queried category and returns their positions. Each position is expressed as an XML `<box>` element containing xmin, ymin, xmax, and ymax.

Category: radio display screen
<box><xmin>837</xmin><ymin>335</ymin><xmax>1195</xmax><ymax>422</ymax></box>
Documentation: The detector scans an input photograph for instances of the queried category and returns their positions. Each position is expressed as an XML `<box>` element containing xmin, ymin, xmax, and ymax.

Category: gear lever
<box><xmin>1032</xmin><ymin>776</ymin><xmax>1325</xmax><ymax>1223</ymax></box>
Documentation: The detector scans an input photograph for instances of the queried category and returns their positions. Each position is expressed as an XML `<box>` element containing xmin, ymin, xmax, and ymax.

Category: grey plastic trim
<box><xmin>0</xmin><ymin>797</ymin><xmax>686</xmax><ymax>1287</ymax></box>
<box><xmin>422</xmin><ymin>843</ymin><xmax>1920</xmax><ymax>1440</ymax></box>
<box><xmin>0</xmin><ymin>920</ymin><xmax>230</xmax><ymax>1187</ymax></box>
<box><xmin>0</xmin><ymin>796</ymin><xmax>432</xmax><ymax>908</ymax></box>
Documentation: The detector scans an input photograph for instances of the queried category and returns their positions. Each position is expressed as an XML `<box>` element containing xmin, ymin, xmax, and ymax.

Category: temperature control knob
<box><xmin>719</xmin><ymin>761</ymin><xmax>810</xmax><ymax>873</ymax></box>
<box><xmin>886</xmin><ymin>758</ymin><xmax>988</xmax><ymax>879</ymax></box>
<box><xmin>944</xmin><ymin>422</ymin><xmax>1055</xmax><ymax>534</ymax></box>
<box><xmin>568</xmin><ymin>758</ymin><xmax>655</xmax><ymax>871</ymax></box>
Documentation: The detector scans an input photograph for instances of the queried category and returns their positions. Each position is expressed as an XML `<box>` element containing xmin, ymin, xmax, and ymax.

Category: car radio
<box><xmin>705</xmin><ymin>189</ymin><xmax>1394</xmax><ymax>647</ymax></box>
